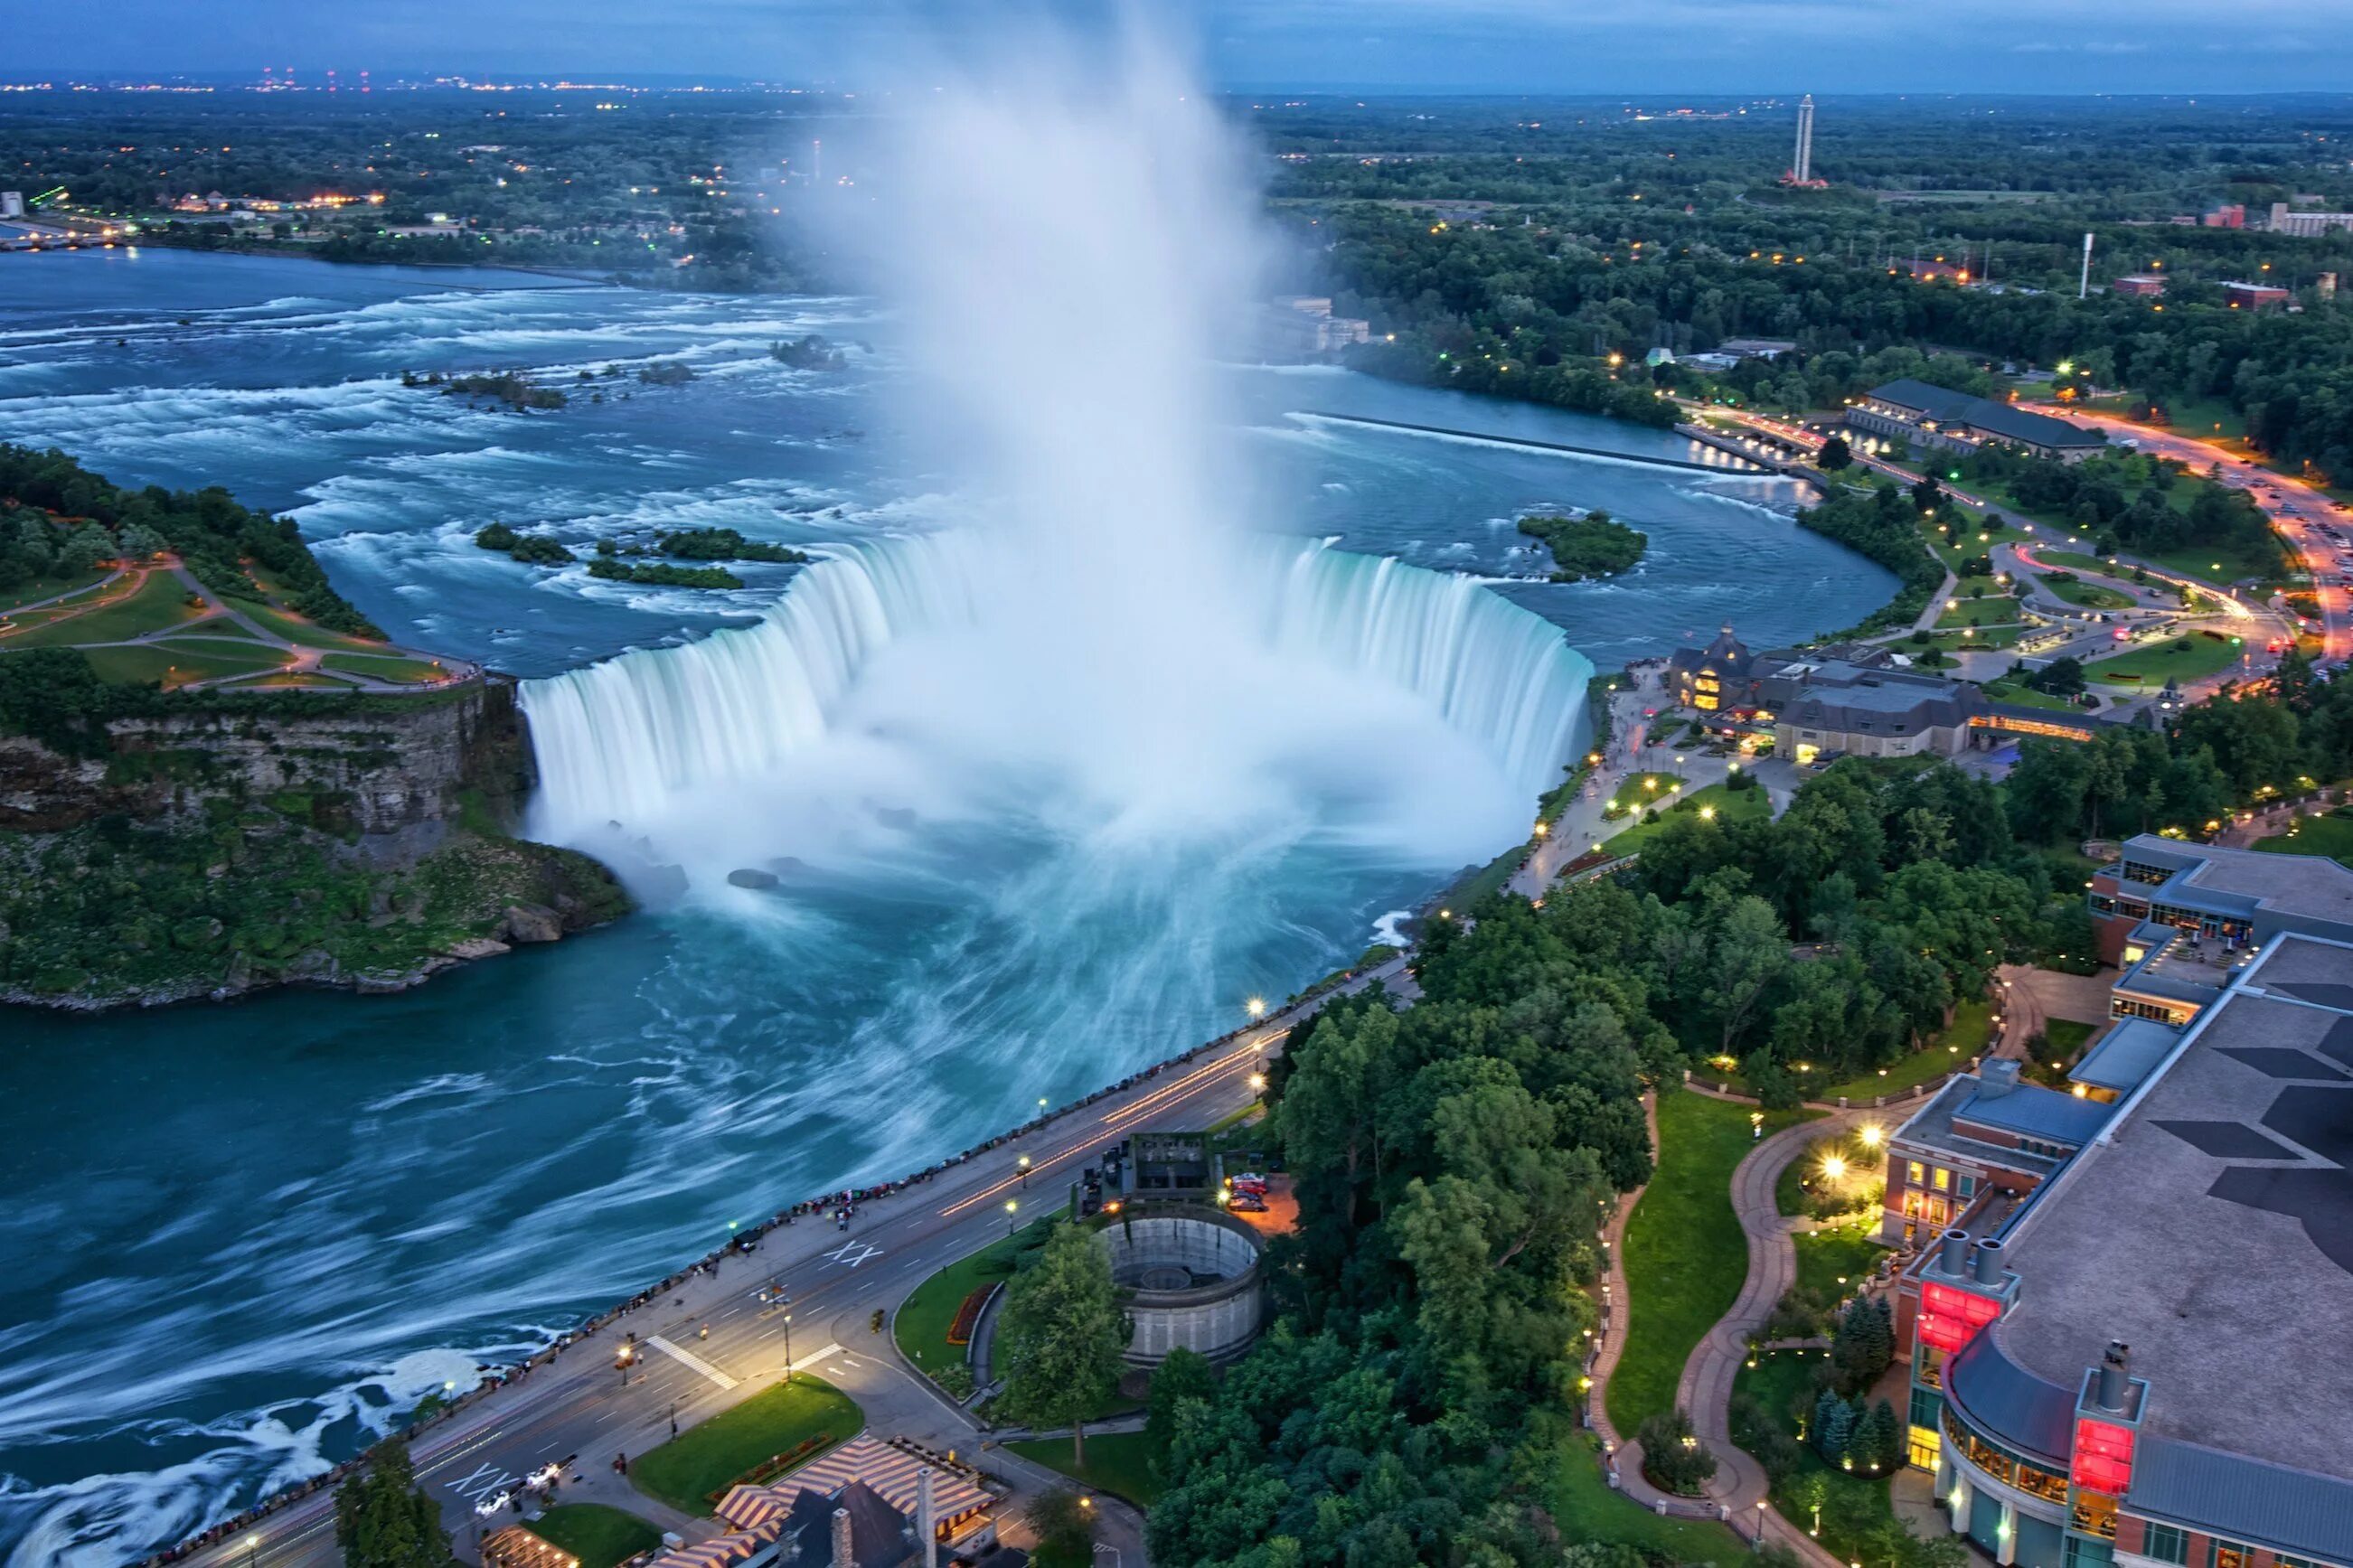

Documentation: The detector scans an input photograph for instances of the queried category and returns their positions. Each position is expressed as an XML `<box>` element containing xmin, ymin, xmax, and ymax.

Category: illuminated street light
<box><xmin>1018</xmin><ymin>1154</ymin><xmax>1031</xmax><ymax>1188</ymax></box>
<box><xmin>1246</xmin><ymin>996</ymin><xmax>1267</xmax><ymax>1019</ymax></box>
<box><xmin>1004</xmin><ymin>1198</ymin><xmax>1019</xmax><ymax>1238</ymax></box>
<box><xmin>1247</xmin><ymin>1072</ymin><xmax>1267</xmax><ymax>1093</ymax></box>
<box><xmin>1858</xmin><ymin>1124</ymin><xmax>1884</xmax><ymax>1148</ymax></box>
<box><xmin>1822</xmin><ymin>1155</ymin><xmax>1848</xmax><ymax>1181</ymax></box>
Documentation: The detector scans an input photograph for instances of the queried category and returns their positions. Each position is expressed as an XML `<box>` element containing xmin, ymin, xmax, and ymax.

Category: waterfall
<box><xmin>522</xmin><ymin>535</ymin><xmax>1590</xmax><ymax>847</ymax></box>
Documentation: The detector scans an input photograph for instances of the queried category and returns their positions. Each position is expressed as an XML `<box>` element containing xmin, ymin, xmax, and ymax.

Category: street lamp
<box><xmin>246</xmin><ymin>1535</ymin><xmax>260</xmax><ymax>1568</ymax></box>
<box><xmin>1247</xmin><ymin>1072</ymin><xmax>1266</xmax><ymax>1094</ymax></box>
<box><xmin>1018</xmin><ymin>1154</ymin><xmax>1031</xmax><ymax>1188</ymax></box>
<box><xmin>1004</xmin><ymin>1198</ymin><xmax>1019</xmax><ymax>1238</ymax></box>
<box><xmin>615</xmin><ymin>1344</ymin><xmax>635</xmax><ymax>1385</ymax></box>
<box><xmin>783</xmin><ymin>1313</ymin><xmax>795</xmax><ymax>1382</ymax></box>
<box><xmin>1755</xmin><ymin>1499</ymin><xmax>1768</xmax><ymax>1548</ymax></box>
<box><xmin>1246</xmin><ymin>997</ymin><xmax>1266</xmax><ymax>1019</ymax></box>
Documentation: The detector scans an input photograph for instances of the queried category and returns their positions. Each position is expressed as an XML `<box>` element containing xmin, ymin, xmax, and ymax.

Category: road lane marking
<box><xmin>822</xmin><ymin>1239</ymin><xmax>882</xmax><ymax>1268</ymax></box>
<box><xmin>793</xmin><ymin>1341</ymin><xmax>843</xmax><ymax>1373</ymax></box>
<box><xmin>647</xmin><ymin>1335</ymin><xmax>739</xmax><ymax>1388</ymax></box>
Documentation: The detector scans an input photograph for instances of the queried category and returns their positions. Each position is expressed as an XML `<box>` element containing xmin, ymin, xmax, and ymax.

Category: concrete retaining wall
<box><xmin>1097</xmin><ymin>1213</ymin><xmax>1264</xmax><ymax>1365</ymax></box>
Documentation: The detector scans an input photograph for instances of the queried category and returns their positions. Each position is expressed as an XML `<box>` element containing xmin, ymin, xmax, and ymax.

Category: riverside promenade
<box><xmin>158</xmin><ymin>957</ymin><xmax>1412</xmax><ymax>1568</ymax></box>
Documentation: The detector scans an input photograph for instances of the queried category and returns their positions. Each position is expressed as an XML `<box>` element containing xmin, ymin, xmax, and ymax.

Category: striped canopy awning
<box><xmin>773</xmin><ymin>1437</ymin><xmax>992</xmax><ymax>1524</ymax></box>
<box><xmin>713</xmin><ymin>1485</ymin><xmax>792</xmax><ymax>1532</ymax></box>
<box><xmin>643</xmin><ymin>1519</ymin><xmax>782</xmax><ymax>1568</ymax></box>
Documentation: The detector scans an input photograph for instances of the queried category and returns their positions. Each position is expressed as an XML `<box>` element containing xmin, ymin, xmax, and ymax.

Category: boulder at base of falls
<box><xmin>726</xmin><ymin>868</ymin><xmax>781</xmax><ymax>890</ymax></box>
<box><xmin>499</xmin><ymin>904</ymin><xmax>566</xmax><ymax>943</ymax></box>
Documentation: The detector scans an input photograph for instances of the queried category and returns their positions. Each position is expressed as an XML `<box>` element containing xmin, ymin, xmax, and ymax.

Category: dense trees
<box><xmin>333</xmin><ymin>1441</ymin><xmax>452</xmax><ymax>1568</ymax></box>
<box><xmin>0</xmin><ymin>445</ymin><xmax>375</xmax><ymax>634</ymax></box>
<box><xmin>1146</xmin><ymin>756</ymin><xmax>2085</xmax><ymax>1565</ymax></box>
<box><xmin>1515</xmin><ymin>511</ymin><xmax>1647</xmax><ymax>581</ymax></box>
<box><xmin>996</xmin><ymin>1223</ymin><xmax>1129</xmax><ymax>1465</ymax></box>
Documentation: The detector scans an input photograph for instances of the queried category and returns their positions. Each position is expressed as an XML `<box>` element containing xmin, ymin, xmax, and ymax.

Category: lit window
<box><xmin>1907</xmin><ymin>1160</ymin><xmax>1926</xmax><ymax>1187</ymax></box>
<box><xmin>2211</xmin><ymin>1543</ymin><xmax>2253</xmax><ymax>1568</ymax></box>
<box><xmin>1933</xmin><ymin>1167</ymin><xmax>1952</xmax><ymax>1192</ymax></box>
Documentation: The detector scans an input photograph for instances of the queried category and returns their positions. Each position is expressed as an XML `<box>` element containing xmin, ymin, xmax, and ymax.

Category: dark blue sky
<box><xmin>11</xmin><ymin>0</ymin><xmax>2348</xmax><ymax>92</ymax></box>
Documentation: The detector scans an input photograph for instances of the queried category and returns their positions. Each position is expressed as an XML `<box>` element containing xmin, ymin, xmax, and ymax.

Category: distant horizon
<box><xmin>6</xmin><ymin>75</ymin><xmax>2353</xmax><ymax>103</ymax></box>
<box><xmin>9</xmin><ymin>0</ymin><xmax>2351</xmax><ymax>97</ymax></box>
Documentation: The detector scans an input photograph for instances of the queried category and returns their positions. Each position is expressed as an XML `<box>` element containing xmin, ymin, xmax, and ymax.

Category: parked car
<box><xmin>1228</xmin><ymin>1193</ymin><xmax>1268</xmax><ymax>1213</ymax></box>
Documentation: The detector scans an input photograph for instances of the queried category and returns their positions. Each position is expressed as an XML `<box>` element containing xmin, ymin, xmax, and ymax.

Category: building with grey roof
<box><xmin>1894</xmin><ymin>934</ymin><xmax>2353</xmax><ymax>1568</ymax></box>
<box><xmin>2089</xmin><ymin>832</ymin><xmax>2353</xmax><ymax>971</ymax></box>
<box><xmin>1848</xmin><ymin>378</ymin><xmax>2109</xmax><ymax>465</ymax></box>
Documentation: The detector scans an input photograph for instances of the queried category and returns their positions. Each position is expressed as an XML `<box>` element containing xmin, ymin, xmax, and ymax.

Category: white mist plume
<box><xmin>521</xmin><ymin>24</ymin><xmax>1587</xmax><ymax>1055</ymax></box>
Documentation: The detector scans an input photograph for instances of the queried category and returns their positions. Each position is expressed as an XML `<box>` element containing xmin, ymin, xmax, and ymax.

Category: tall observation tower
<box><xmin>1793</xmin><ymin>95</ymin><xmax>1817</xmax><ymax>184</ymax></box>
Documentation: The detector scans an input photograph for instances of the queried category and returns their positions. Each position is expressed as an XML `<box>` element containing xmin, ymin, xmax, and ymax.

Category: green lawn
<box><xmin>1006</xmin><ymin>1432</ymin><xmax>1164</xmax><ymax>1507</ymax></box>
<box><xmin>2040</xmin><ymin>575</ymin><xmax>2134</xmax><ymax>611</ymax></box>
<box><xmin>1733</xmin><ymin>1352</ymin><xmax>1901</xmax><ymax>1559</ymax></box>
<box><xmin>1928</xmin><ymin>623</ymin><xmax>2027</xmax><ymax>651</ymax></box>
<box><xmin>1549</xmin><ymin>1433</ymin><xmax>1748</xmax><ymax>1566</ymax></box>
<box><xmin>2254</xmin><ymin>813</ymin><xmax>2353</xmax><ymax>869</ymax></box>
<box><xmin>77</xmin><ymin>640</ymin><xmax>292</xmax><ymax>687</ymax></box>
<box><xmin>1605</xmin><ymin>782</ymin><xmax>1771</xmax><ymax>858</ymax></box>
<box><xmin>1792</xmin><ymin>1224</ymin><xmax>1889</xmax><ymax>1301</ymax></box>
<box><xmin>0</xmin><ymin>569</ymin><xmax>111</xmax><ymax>614</ymax></box>
<box><xmin>1977</xmin><ymin>678</ymin><xmax>2088</xmax><ymax>713</ymax></box>
<box><xmin>1602</xmin><ymin>772</ymin><xmax>1690</xmax><ymax>820</ymax></box>
<box><xmin>630</xmin><ymin>1376</ymin><xmax>861</xmax><ymax>1514</ymax></box>
<box><xmin>320</xmin><ymin>652</ymin><xmax>456</xmax><ymax>683</ymax></box>
<box><xmin>236</xmin><ymin>599</ymin><xmax>389</xmax><ymax>653</ymax></box>
<box><xmin>2</xmin><ymin>570</ymin><xmax>207</xmax><ymax>649</ymax></box>
<box><xmin>1609</xmin><ymin>1092</ymin><xmax>1814</xmax><ymax>1434</ymax></box>
<box><xmin>525</xmin><ymin>1505</ymin><xmax>664</xmax><ymax>1568</ymax></box>
<box><xmin>1815</xmin><ymin>998</ymin><xmax>1991</xmax><ymax>1103</ymax></box>
<box><xmin>2087</xmin><ymin>632</ymin><xmax>2252</xmax><ymax>687</ymax></box>
<box><xmin>893</xmin><ymin>1216</ymin><xmax>1059</xmax><ymax>1381</ymax></box>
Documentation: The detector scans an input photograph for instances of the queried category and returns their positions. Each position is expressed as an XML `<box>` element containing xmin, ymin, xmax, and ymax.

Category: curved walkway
<box><xmin>1681</xmin><ymin>1109</ymin><xmax>1870</xmax><ymax>1554</ymax></box>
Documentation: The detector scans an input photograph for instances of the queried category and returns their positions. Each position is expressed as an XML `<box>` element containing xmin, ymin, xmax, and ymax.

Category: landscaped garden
<box><xmin>1548</xmin><ymin>1435</ymin><xmax>1749</xmax><ymax>1567</ymax></box>
<box><xmin>2256</xmin><ymin>812</ymin><xmax>2353</xmax><ymax>868</ymax></box>
<box><xmin>1729</xmin><ymin>1350</ymin><xmax>1903</xmax><ymax>1561</ymax></box>
<box><xmin>630</xmin><ymin>1376</ymin><xmax>861</xmax><ymax>1514</ymax></box>
<box><xmin>893</xmin><ymin>1216</ymin><xmax>1060</xmax><ymax>1396</ymax></box>
<box><xmin>525</xmin><ymin>1505</ymin><xmax>664</xmax><ymax>1568</ymax></box>
<box><xmin>1608</xmin><ymin>1092</ymin><xmax>1812</xmax><ymax>1435</ymax></box>
<box><xmin>1605</xmin><ymin>776</ymin><xmax>1772</xmax><ymax>858</ymax></box>
<box><xmin>2087</xmin><ymin>630</ymin><xmax>2251</xmax><ymax>687</ymax></box>
<box><xmin>1006</xmin><ymin>1432</ymin><xmax>1164</xmax><ymax>1507</ymax></box>
<box><xmin>1813</xmin><ymin>998</ymin><xmax>1991</xmax><ymax>1104</ymax></box>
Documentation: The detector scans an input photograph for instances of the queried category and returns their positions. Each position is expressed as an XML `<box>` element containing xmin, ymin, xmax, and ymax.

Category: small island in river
<box><xmin>1516</xmin><ymin>509</ymin><xmax>1649</xmax><ymax>582</ymax></box>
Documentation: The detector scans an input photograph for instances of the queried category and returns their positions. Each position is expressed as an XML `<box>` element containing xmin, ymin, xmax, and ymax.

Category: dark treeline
<box><xmin>0</xmin><ymin>445</ymin><xmax>376</xmax><ymax>634</ymax></box>
<box><xmin>1147</xmin><ymin>754</ymin><xmax>2094</xmax><ymax>1567</ymax></box>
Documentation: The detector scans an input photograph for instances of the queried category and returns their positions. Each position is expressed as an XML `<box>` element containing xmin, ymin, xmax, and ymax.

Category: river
<box><xmin>0</xmin><ymin>247</ymin><xmax>1895</xmax><ymax>1567</ymax></box>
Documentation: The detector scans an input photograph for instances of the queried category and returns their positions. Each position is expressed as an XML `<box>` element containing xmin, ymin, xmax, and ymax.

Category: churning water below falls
<box><xmin>0</xmin><ymin>249</ymin><xmax>1896</xmax><ymax>1568</ymax></box>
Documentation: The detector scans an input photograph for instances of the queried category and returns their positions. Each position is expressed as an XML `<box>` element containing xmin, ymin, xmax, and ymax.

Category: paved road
<box><xmin>171</xmin><ymin>959</ymin><xmax>1414</xmax><ymax>1568</ymax></box>
<box><xmin>2028</xmin><ymin>407</ymin><xmax>2352</xmax><ymax>671</ymax></box>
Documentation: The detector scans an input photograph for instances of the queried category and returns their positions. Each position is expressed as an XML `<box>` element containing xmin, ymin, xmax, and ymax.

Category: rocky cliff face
<box><xmin>0</xmin><ymin>678</ymin><xmax>628</xmax><ymax>1010</ymax></box>
<box><xmin>0</xmin><ymin>679</ymin><xmax>533</xmax><ymax>837</ymax></box>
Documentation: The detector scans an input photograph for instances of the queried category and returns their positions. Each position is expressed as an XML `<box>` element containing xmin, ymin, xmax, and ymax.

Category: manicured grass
<box><xmin>1792</xmin><ymin>1224</ymin><xmax>1888</xmax><ymax>1302</ymax></box>
<box><xmin>0</xmin><ymin>569</ymin><xmax>111</xmax><ymax>614</ymax></box>
<box><xmin>1602</xmin><ymin>772</ymin><xmax>1689</xmax><ymax>820</ymax></box>
<box><xmin>320</xmin><ymin>651</ymin><xmax>456</xmax><ymax>683</ymax></box>
<box><xmin>1928</xmin><ymin>623</ymin><xmax>2027</xmax><ymax>651</ymax></box>
<box><xmin>631</xmin><ymin>1376</ymin><xmax>861</xmax><ymax>1514</ymax></box>
<box><xmin>236</xmin><ymin>599</ymin><xmax>387</xmax><ymax>653</ymax></box>
<box><xmin>1609</xmin><ymin>1092</ymin><xmax>1814</xmax><ymax>1435</ymax></box>
<box><xmin>1977</xmin><ymin>678</ymin><xmax>2087</xmax><ymax>713</ymax></box>
<box><xmin>2087</xmin><ymin>632</ymin><xmax>2253</xmax><ymax>687</ymax></box>
<box><xmin>1549</xmin><ymin>1433</ymin><xmax>1748</xmax><ymax>1566</ymax></box>
<box><xmin>525</xmin><ymin>1505</ymin><xmax>664</xmax><ymax>1568</ymax></box>
<box><xmin>78</xmin><ymin>640</ymin><xmax>292</xmax><ymax>687</ymax></box>
<box><xmin>893</xmin><ymin>1216</ymin><xmax>1059</xmax><ymax>1379</ymax></box>
<box><xmin>2</xmin><ymin>570</ymin><xmax>206</xmax><ymax>648</ymax></box>
<box><xmin>2255</xmin><ymin>813</ymin><xmax>2353</xmax><ymax>869</ymax></box>
<box><xmin>2041</xmin><ymin>575</ymin><xmax>2134</xmax><ymax>611</ymax></box>
<box><xmin>1605</xmin><ymin>782</ymin><xmax>1771</xmax><ymax>858</ymax></box>
<box><xmin>1733</xmin><ymin>1351</ymin><xmax>1900</xmax><ymax>1558</ymax></box>
<box><xmin>1815</xmin><ymin>999</ymin><xmax>1991</xmax><ymax>1104</ymax></box>
<box><xmin>1007</xmin><ymin>1432</ymin><xmax>1164</xmax><ymax>1507</ymax></box>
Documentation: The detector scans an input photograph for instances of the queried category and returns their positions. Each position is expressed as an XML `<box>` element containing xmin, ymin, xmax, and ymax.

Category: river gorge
<box><xmin>0</xmin><ymin>240</ymin><xmax>1893</xmax><ymax>1566</ymax></box>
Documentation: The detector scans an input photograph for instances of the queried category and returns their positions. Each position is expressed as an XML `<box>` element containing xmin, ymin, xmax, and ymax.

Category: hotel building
<box><xmin>1881</xmin><ymin>929</ymin><xmax>2353</xmax><ymax>1568</ymax></box>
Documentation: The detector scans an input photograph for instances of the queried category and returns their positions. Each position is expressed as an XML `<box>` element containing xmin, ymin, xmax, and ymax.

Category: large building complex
<box><xmin>1663</xmin><ymin>625</ymin><xmax>2102</xmax><ymax>762</ymax></box>
<box><xmin>2269</xmin><ymin>202</ymin><xmax>2353</xmax><ymax>237</ymax></box>
<box><xmin>1846</xmin><ymin>380</ymin><xmax>2108</xmax><ymax>465</ymax></box>
<box><xmin>1891</xmin><ymin>933</ymin><xmax>2353</xmax><ymax>1568</ymax></box>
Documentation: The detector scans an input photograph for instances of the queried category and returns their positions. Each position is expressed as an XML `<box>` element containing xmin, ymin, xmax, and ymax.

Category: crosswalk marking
<box><xmin>647</xmin><ymin>1335</ymin><xmax>739</xmax><ymax>1388</ymax></box>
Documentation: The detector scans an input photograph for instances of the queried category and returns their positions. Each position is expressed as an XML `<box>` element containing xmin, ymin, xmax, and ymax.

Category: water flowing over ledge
<box><xmin>520</xmin><ymin>533</ymin><xmax>1592</xmax><ymax>839</ymax></box>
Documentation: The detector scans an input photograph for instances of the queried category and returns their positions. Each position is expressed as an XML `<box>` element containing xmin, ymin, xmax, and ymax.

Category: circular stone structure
<box><xmin>1099</xmin><ymin>1207</ymin><xmax>1264</xmax><ymax>1365</ymax></box>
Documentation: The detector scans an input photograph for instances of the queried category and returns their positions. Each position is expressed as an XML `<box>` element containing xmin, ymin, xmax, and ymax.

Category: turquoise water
<box><xmin>0</xmin><ymin>248</ymin><xmax>1894</xmax><ymax>1567</ymax></box>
